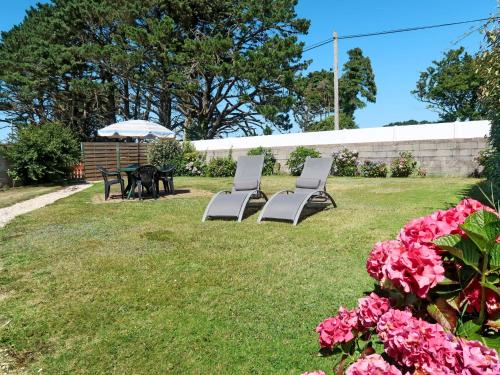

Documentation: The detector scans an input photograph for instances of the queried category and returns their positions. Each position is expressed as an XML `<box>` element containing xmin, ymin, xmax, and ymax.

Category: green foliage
<box><xmin>332</xmin><ymin>148</ymin><xmax>359</xmax><ymax>176</ymax></box>
<box><xmin>383</xmin><ymin>120</ymin><xmax>432</xmax><ymax>127</ymax></box>
<box><xmin>477</xmin><ymin>18</ymin><xmax>500</xmax><ymax>191</ymax></box>
<box><xmin>0</xmin><ymin>0</ymin><xmax>309</xmax><ymax>140</ymax></box>
<box><xmin>305</xmin><ymin>113</ymin><xmax>357</xmax><ymax>131</ymax></box>
<box><xmin>339</xmin><ymin>48</ymin><xmax>377</xmax><ymax>119</ymax></box>
<box><xmin>413</xmin><ymin>47</ymin><xmax>486</xmax><ymax>122</ymax></box>
<box><xmin>2</xmin><ymin>123</ymin><xmax>80</xmax><ymax>183</ymax></box>
<box><xmin>434</xmin><ymin>209</ymin><xmax>500</xmax><ymax>326</ymax></box>
<box><xmin>206</xmin><ymin>156</ymin><xmax>236</xmax><ymax>177</ymax></box>
<box><xmin>247</xmin><ymin>147</ymin><xmax>276</xmax><ymax>176</ymax></box>
<box><xmin>360</xmin><ymin>161</ymin><xmax>387</xmax><ymax>178</ymax></box>
<box><xmin>6</xmin><ymin>169</ymin><xmax>20</xmax><ymax>187</ymax></box>
<box><xmin>286</xmin><ymin>146</ymin><xmax>321</xmax><ymax>176</ymax></box>
<box><xmin>475</xmin><ymin>148</ymin><xmax>496</xmax><ymax>178</ymax></box>
<box><xmin>148</xmin><ymin>139</ymin><xmax>183</xmax><ymax>170</ymax></box>
<box><xmin>390</xmin><ymin>151</ymin><xmax>417</xmax><ymax>177</ymax></box>
<box><xmin>294</xmin><ymin>48</ymin><xmax>375</xmax><ymax>131</ymax></box>
<box><xmin>181</xmin><ymin>151</ymin><xmax>207</xmax><ymax>176</ymax></box>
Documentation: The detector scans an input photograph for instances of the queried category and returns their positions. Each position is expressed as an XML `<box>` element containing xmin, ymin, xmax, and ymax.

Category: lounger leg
<box><xmin>324</xmin><ymin>192</ymin><xmax>337</xmax><ymax>208</ymax></box>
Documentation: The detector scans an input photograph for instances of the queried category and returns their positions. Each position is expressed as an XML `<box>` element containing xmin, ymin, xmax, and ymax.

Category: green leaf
<box><xmin>481</xmin><ymin>281</ymin><xmax>500</xmax><ymax>295</ymax></box>
<box><xmin>434</xmin><ymin>234</ymin><xmax>481</xmax><ymax>271</ymax></box>
<box><xmin>427</xmin><ymin>298</ymin><xmax>457</xmax><ymax>332</ymax></box>
<box><xmin>490</xmin><ymin>242</ymin><xmax>500</xmax><ymax>268</ymax></box>
<box><xmin>456</xmin><ymin>320</ymin><xmax>482</xmax><ymax>340</ymax></box>
<box><xmin>460</xmin><ymin>210</ymin><xmax>500</xmax><ymax>250</ymax></box>
<box><xmin>438</xmin><ymin>276</ymin><xmax>460</xmax><ymax>285</ymax></box>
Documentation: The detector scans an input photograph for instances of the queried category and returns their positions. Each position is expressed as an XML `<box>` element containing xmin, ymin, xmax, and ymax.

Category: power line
<box><xmin>303</xmin><ymin>17</ymin><xmax>496</xmax><ymax>52</ymax></box>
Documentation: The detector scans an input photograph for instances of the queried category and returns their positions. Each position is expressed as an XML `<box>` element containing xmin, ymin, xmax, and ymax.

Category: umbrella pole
<box><xmin>137</xmin><ymin>139</ymin><xmax>140</xmax><ymax>166</ymax></box>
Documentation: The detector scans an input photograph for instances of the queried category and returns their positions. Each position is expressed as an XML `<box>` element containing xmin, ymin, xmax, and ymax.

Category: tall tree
<box><xmin>412</xmin><ymin>47</ymin><xmax>486</xmax><ymax>122</ymax></box>
<box><xmin>293</xmin><ymin>47</ymin><xmax>376</xmax><ymax>131</ymax></box>
<box><xmin>0</xmin><ymin>0</ymin><xmax>309</xmax><ymax>141</ymax></box>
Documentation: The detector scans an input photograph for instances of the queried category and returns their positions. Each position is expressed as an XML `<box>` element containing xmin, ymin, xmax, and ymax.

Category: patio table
<box><xmin>120</xmin><ymin>164</ymin><xmax>175</xmax><ymax>199</ymax></box>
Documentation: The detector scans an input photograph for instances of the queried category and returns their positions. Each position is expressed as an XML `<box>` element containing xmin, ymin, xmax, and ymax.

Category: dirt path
<box><xmin>0</xmin><ymin>184</ymin><xmax>92</xmax><ymax>228</ymax></box>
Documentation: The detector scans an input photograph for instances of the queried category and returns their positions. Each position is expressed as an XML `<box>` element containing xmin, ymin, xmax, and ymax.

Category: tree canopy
<box><xmin>412</xmin><ymin>47</ymin><xmax>487</xmax><ymax>122</ymax></box>
<box><xmin>293</xmin><ymin>47</ymin><xmax>376</xmax><ymax>132</ymax></box>
<box><xmin>0</xmin><ymin>0</ymin><xmax>309</xmax><ymax>140</ymax></box>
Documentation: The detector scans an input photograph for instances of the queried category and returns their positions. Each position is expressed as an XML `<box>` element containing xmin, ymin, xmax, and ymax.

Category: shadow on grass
<box><xmin>459</xmin><ymin>179</ymin><xmax>498</xmax><ymax>208</ymax></box>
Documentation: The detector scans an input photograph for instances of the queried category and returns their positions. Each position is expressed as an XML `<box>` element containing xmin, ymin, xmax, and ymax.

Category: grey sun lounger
<box><xmin>258</xmin><ymin>157</ymin><xmax>336</xmax><ymax>225</ymax></box>
<box><xmin>202</xmin><ymin>155</ymin><xmax>268</xmax><ymax>222</ymax></box>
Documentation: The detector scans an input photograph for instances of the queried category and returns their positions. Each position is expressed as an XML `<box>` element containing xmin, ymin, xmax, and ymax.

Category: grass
<box><xmin>0</xmin><ymin>176</ymin><xmax>480</xmax><ymax>374</ymax></box>
<box><xmin>0</xmin><ymin>185</ymin><xmax>63</xmax><ymax>209</ymax></box>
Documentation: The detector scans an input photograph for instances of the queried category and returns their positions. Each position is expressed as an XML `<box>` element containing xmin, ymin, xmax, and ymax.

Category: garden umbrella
<box><xmin>97</xmin><ymin>120</ymin><xmax>175</xmax><ymax>165</ymax></box>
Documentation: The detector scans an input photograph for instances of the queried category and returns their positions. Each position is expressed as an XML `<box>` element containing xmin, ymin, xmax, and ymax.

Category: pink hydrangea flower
<box><xmin>366</xmin><ymin>240</ymin><xmax>405</xmax><ymax>281</ymax></box>
<box><xmin>376</xmin><ymin>309</ymin><xmax>458</xmax><ymax>374</ymax></box>
<box><xmin>398</xmin><ymin>210</ymin><xmax>454</xmax><ymax>247</ymax></box>
<box><xmin>301</xmin><ymin>371</ymin><xmax>326</xmax><ymax>375</ymax></box>
<box><xmin>385</xmin><ymin>242</ymin><xmax>445</xmax><ymax>298</ymax></box>
<box><xmin>346</xmin><ymin>354</ymin><xmax>402</xmax><ymax>375</ymax></box>
<box><xmin>316</xmin><ymin>307</ymin><xmax>358</xmax><ymax>349</ymax></box>
<box><xmin>357</xmin><ymin>293</ymin><xmax>391</xmax><ymax>329</ymax></box>
<box><xmin>456</xmin><ymin>339</ymin><xmax>500</xmax><ymax>374</ymax></box>
<box><xmin>367</xmin><ymin>240</ymin><xmax>444</xmax><ymax>298</ymax></box>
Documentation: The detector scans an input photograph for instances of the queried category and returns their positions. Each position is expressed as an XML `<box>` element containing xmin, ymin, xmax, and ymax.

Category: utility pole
<box><xmin>333</xmin><ymin>31</ymin><xmax>339</xmax><ymax>131</ymax></box>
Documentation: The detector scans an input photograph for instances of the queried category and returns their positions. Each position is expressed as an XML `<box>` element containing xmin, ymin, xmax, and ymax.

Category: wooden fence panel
<box><xmin>82</xmin><ymin>142</ymin><xmax>150</xmax><ymax>180</ymax></box>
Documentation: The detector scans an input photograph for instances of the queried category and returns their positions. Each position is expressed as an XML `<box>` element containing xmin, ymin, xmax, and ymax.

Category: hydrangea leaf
<box><xmin>460</xmin><ymin>210</ymin><xmax>500</xmax><ymax>251</ymax></box>
<box><xmin>489</xmin><ymin>242</ymin><xmax>500</xmax><ymax>268</ymax></box>
<box><xmin>434</xmin><ymin>234</ymin><xmax>481</xmax><ymax>271</ymax></box>
<box><xmin>427</xmin><ymin>298</ymin><xmax>457</xmax><ymax>332</ymax></box>
<box><xmin>456</xmin><ymin>320</ymin><xmax>482</xmax><ymax>340</ymax></box>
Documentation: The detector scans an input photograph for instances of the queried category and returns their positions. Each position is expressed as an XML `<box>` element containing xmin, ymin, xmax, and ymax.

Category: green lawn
<box><xmin>0</xmin><ymin>185</ymin><xmax>63</xmax><ymax>209</ymax></box>
<box><xmin>0</xmin><ymin>176</ymin><xmax>480</xmax><ymax>374</ymax></box>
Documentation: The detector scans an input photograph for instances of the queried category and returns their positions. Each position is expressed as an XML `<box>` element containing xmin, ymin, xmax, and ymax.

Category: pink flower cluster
<box><xmin>316</xmin><ymin>294</ymin><xmax>391</xmax><ymax>348</ymax></box>
<box><xmin>346</xmin><ymin>354</ymin><xmax>401</xmax><ymax>375</ymax></box>
<box><xmin>301</xmin><ymin>371</ymin><xmax>326</xmax><ymax>375</ymax></box>
<box><xmin>461</xmin><ymin>278</ymin><xmax>500</xmax><ymax>315</ymax></box>
<box><xmin>366</xmin><ymin>198</ymin><xmax>493</xmax><ymax>298</ymax></box>
<box><xmin>376</xmin><ymin>308</ymin><xmax>500</xmax><ymax>374</ymax></box>
<box><xmin>366</xmin><ymin>240</ymin><xmax>444</xmax><ymax>298</ymax></box>
<box><xmin>316</xmin><ymin>307</ymin><xmax>358</xmax><ymax>349</ymax></box>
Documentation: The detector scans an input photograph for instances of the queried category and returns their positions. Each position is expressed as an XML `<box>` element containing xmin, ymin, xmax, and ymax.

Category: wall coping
<box><xmin>192</xmin><ymin>120</ymin><xmax>490</xmax><ymax>151</ymax></box>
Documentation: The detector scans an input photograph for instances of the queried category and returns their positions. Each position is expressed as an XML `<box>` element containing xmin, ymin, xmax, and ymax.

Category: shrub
<box><xmin>182</xmin><ymin>151</ymin><xmax>207</xmax><ymax>176</ymax></box>
<box><xmin>331</xmin><ymin>148</ymin><xmax>359</xmax><ymax>176</ymax></box>
<box><xmin>206</xmin><ymin>156</ymin><xmax>236</xmax><ymax>177</ymax></box>
<box><xmin>2</xmin><ymin>123</ymin><xmax>81</xmax><ymax>183</ymax></box>
<box><xmin>286</xmin><ymin>146</ymin><xmax>321</xmax><ymax>176</ymax></box>
<box><xmin>360</xmin><ymin>161</ymin><xmax>387</xmax><ymax>177</ymax></box>
<box><xmin>147</xmin><ymin>139</ymin><xmax>182</xmax><ymax>170</ymax></box>
<box><xmin>417</xmin><ymin>167</ymin><xmax>427</xmax><ymax>177</ymax></box>
<box><xmin>247</xmin><ymin>147</ymin><xmax>276</xmax><ymax>175</ymax></box>
<box><xmin>306</xmin><ymin>199</ymin><xmax>500</xmax><ymax>374</ymax></box>
<box><xmin>474</xmin><ymin>147</ymin><xmax>495</xmax><ymax>178</ymax></box>
<box><xmin>390</xmin><ymin>151</ymin><xmax>417</xmax><ymax>177</ymax></box>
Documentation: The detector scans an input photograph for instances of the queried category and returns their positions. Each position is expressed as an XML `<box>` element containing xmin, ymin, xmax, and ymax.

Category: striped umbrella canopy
<box><xmin>97</xmin><ymin>120</ymin><xmax>175</xmax><ymax>139</ymax></box>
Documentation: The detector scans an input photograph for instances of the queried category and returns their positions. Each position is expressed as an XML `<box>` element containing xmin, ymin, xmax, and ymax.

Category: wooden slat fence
<box><xmin>82</xmin><ymin>142</ymin><xmax>150</xmax><ymax>180</ymax></box>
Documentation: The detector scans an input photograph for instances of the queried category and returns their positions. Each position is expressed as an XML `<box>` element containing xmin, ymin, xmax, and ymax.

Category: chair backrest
<box><xmin>231</xmin><ymin>155</ymin><xmax>265</xmax><ymax>193</ymax></box>
<box><xmin>295</xmin><ymin>157</ymin><xmax>333</xmax><ymax>193</ymax></box>
<box><xmin>137</xmin><ymin>165</ymin><xmax>157</xmax><ymax>186</ymax></box>
<box><xmin>97</xmin><ymin>166</ymin><xmax>109</xmax><ymax>183</ymax></box>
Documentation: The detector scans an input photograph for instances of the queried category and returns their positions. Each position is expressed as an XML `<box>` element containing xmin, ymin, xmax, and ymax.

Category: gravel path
<box><xmin>0</xmin><ymin>183</ymin><xmax>92</xmax><ymax>228</ymax></box>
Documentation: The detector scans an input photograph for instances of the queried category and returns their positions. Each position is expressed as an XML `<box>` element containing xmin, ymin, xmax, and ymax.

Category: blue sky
<box><xmin>0</xmin><ymin>0</ymin><xmax>497</xmax><ymax>139</ymax></box>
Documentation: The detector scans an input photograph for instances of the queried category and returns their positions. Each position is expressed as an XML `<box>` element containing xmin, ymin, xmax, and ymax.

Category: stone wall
<box><xmin>203</xmin><ymin>137</ymin><xmax>487</xmax><ymax>176</ymax></box>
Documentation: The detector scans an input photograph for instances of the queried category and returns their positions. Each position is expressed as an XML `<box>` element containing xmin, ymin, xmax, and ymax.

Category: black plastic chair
<box><xmin>157</xmin><ymin>165</ymin><xmax>176</xmax><ymax>195</ymax></box>
<box><xmin>134</xmin><ymin>165</ymin><xmax>158</xmax><ymax>200</ymax></box>
<box><xmin>97</xmin><ymin>166</ymin><xmax>124</xmax><ymax>200</ymax></box>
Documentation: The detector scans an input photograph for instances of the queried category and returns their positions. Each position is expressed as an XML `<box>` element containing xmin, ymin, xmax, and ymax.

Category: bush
<box><xmin>2</xmin><ymin>123</ymin><xmax>81</xmax><ymax>183</ymax></box>
<box><xmin>474</xmin><ymin>147</ymin><xmax>495</xmax><ymax>178</ymax></box>
<box><xmin>206</xmin><ymin>156</ymin><xmax>236</xmax><ymax>177</ymax></box>
<box><xmin>360</xmin><ymin>161</ymin><xmax>387</xmax><ymax>177</ymax></box>
<box><xmin>247</xmin><ymin>147</ymin><xmax>276</xmax><ymax>175</ymax></box>
<box><xmin>182</xmin><ymin>151</ymin><xmax>207</xmax><ymax>176</ymax></box>
<box><xmin>147</xmin><ymin>139</ymin><xmax>182</xmax><ymax>170</ymax></box>
<box><xmin>332</xmin><ymin>148</ymin><xmax>359</xmax><ymax>176</ymax></box>
<box><xmin>286</xmin><ymin>146</ymin><xmax>321</xmax><ymax>176</ymax></box>
<box><xmin>307</xmin><ymin>199</ymin><xmax>500</xmax><ymax>374</ymax></box>
<box><xmin>390</xmin><ymin>151</ymin><xmax>417</xmax><ymax>177</ymax></box>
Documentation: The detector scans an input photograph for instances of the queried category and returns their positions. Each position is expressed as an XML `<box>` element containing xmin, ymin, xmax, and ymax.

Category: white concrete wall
<box><xmin>192</xmin><ymin>120</ymin><xmax>490</xmax><ymax>151</ymax></box>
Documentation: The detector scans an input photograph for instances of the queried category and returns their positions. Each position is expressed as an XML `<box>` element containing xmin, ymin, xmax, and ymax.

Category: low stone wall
<box><xmin>0</xmin><ymin>154</ymin><xmax>10</xmax><ymax>187</ymax></box>
<box><xmin>203</xmin><ymin>138</ymin><xmax>487</xmax><ymax>176</ymax></box>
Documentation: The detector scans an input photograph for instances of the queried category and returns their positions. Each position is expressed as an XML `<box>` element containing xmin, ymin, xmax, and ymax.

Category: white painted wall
<box><xmin>192</xmin><ymin>120</ymin><xmax>491</xmax><ymax>151</ymax></box>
